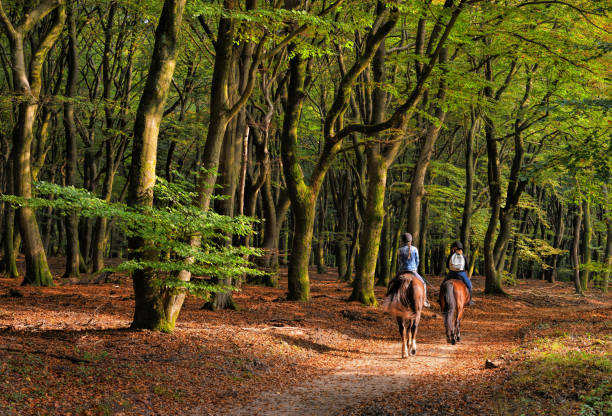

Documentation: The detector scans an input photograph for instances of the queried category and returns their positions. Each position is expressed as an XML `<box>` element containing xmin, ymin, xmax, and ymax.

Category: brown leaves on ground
<box><xmin>0</xmin><ymin>259</ymin><xmax>610</xmax><ymax>415</ymax></box>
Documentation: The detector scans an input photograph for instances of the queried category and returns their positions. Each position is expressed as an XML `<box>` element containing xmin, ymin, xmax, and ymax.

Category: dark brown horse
<box><xmin>381</xmin><ymin>273</ymin><xmax>424</xmax><ymax>358</ymax></box>
<box><xmin>438</xmin><ymin>279</ymin><xmax>469</xmax><ymax>344</ymax></box>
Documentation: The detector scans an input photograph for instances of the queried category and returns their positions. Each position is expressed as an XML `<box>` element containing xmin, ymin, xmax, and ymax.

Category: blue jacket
<box><xmin>398</xmin><ymin>245</ymin><xmax>419</xmax><ymax>273</ymax></box>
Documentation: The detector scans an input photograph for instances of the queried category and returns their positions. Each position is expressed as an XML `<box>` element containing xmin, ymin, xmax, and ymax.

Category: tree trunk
<box><xmin>603</xmin><ymin>186</ymin><xmax>611</xmax><ymax>293</ymax></box>
<box><xmin>406</xmin><ymin>48</ymin><xmax>448</xmax><ymax>246</ymax></box>
<box><xmin>344</xmin><ymin>213</ymin><xmax>360</xmax><ymax>282</ymax></box>
<box><xmin>206</xmin><ymin>114</ymin><xmax>239</xmax><ymax>311</ymax></box>
<box><xmin>460</xmin><ymin>110</ymin><xmax>479</xmax><ymax>257</ymax></box>
<box><xmin>281</xmin><ymin>52</ymin><xmax>312</xmax><ymax>301</ymax></box>
<box><xmin>376</xmin><ymin>208</ymin><xmax>391</xmax><ymax>286</ymax></box>
<box><xmin>390</xmin><ymin>199</ymin><xmax>409</xmax><ymax>277</ymax></box>
<box><xmin>1</xmin><ymin>5</ymin><xmax>66</xmax><ymax>286</ymax></box>
<box><xmin>287</xmin><ymin>199</ymin><xmax>315</xmax><ymax>301</ymax></box>
<box><xmin>572</xmin><ymin>203</ymin><xmax>583</xmax><ymax>294</ymax></box>
<box><xmin>350</xmin><ymin>151</ymin><xmax>390</xmax><ymax>305</ymax></box>
<box><xmin>418</xmin><ymin>177</ymin><xmax>431</xmax><ymax>275</ymax></box>
<box><xmin>335</xmin><ymin>201</ymin><xmax>349</xmax><ymax>280</ymax></box>
<box><xmin>483</xmin><ymin>112</ymin><xmax>504</xmax><ymax>294</ymax></box>
<box><xmin>127</xmin><ymin>0</ymin><xmax>187</xmax><ymax>332</ymax></box>
<box><xmin>548</xmin><ymin>202</ymin><xmax>565</xmax><ymax>283</ymax></box>
<box><xmin>314</xmin><ymin>187</ymin><xmax>327</xmax><ymax>274</ymax></box>
<box><xmin>1</xmin><ymin>155</ymin><xmax>19</xmax><ymax>278</ymax></box>
<box><xmin>63</xmin><ymin>2</ymin><xmax>79</xmax><ymax>278</ymax></box>
<box><xmin>580</xmin><ymin>198</ymin><xmax>591</xmax><ymax>290</ymax></box>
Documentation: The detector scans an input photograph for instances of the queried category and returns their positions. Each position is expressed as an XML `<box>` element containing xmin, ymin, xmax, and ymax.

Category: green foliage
<box><xmin>515</xmin><ymin>236</ymin><xmax>567</xmax><ymax>269</ymax></box>
<box><xmin>501</xmin><ymin>270</ymin><xmax>517</xmax><ymax>286</ymax></box>
<box><xmin>1</xmin><ymin>179</ymin><xmax>263</xmax><ymax>296</ymax></box>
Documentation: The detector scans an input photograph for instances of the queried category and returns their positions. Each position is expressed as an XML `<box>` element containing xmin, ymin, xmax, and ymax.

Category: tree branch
<box><xmin>17</xmin><ymin>0</ymin><xmax>63</xmax><ymax>34</ymax></box>
<box><xmin>0</xmin><ymin>1</ymin><xmax>17</xmax><ymax>42</ymax></box>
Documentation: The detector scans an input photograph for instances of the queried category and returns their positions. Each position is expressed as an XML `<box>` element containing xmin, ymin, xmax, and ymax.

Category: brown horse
<box><xmin>381</xmin><ymin>273</ymin><xmax>424</xmax><ymax>358</ymax></box>
<box><xmin>438</xmin><ymin>279</ymin><xmax>469</xmax><ymax>344</ymax></box>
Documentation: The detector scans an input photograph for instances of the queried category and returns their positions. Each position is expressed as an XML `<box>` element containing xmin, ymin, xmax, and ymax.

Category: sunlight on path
<box><xmin>225</xmin><ymin>339</ymin><xmax>464</xmax><ymax>416</ymax></box>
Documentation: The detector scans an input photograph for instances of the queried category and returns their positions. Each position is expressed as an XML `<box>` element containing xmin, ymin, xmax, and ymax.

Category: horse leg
<box><xmin>456</xmin><ymin>304</ymin><xmax>465</xmax><ymax>342</ymax></box>
<box><xmin>406</xmin><ymin>319</ymin><xmax>414</xmax><ymax>356</ymax></box>
<box><xmin>397</xmin><ymin>317</ymin><xmax>408</xmax><ymax>359</ymax></box>
<box><xmin>410</xmin><ymin>315</ymin><xmax>420</xmax><ymax>356</ymax></box>
<box><xmin>450</xmin><ymin>307</ymin><xmax>458</xmax><ymax>345</ymax></box>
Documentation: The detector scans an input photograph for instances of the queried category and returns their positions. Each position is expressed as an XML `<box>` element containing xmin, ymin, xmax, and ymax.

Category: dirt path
<box><xmin>224</xmin><ymin>281</ymin><xmax>610</xmax><ymax>416</ymax></box>
<box><xmin>225</xmin><ymin>312</ymin><xmax>517</xmax><ymax>416</ymax></box>
<box><xmin>227</xmin><ymin>341</ymin><xmax>460</xmax><ymax>415</ymax></box>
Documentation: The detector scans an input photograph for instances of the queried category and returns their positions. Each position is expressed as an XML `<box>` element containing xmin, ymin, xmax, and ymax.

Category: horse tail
<box><xmin>441</xmin><ymin>280</ymin><xmax>456</xmax><ymax>344</ymax></box>
<box><xmin>382</xmin><ymin>274</ymin><xmax>417</xmax><ymax>318</ymax></box>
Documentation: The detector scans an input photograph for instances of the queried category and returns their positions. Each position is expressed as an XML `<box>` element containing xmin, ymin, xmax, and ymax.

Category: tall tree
<box><xmin>62</xmin><ymin>0</ymin><xmax>79</xmax><ymax>278</ymax></box>
<box><xmin>127</xmin><ymin>0</ymin><xmax>187</xmax><ymax>331</ymax></box>
<box><xmin>0</xmin><ymin>0</ymin><xmax>66</xmax><ymax>286</ymax></box>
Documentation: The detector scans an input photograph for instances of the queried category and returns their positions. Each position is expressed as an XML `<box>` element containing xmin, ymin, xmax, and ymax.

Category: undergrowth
<box><xmin>502</xmin><ymin>331</ymin><xmax>611</xmax><ymax>415</ymax></box>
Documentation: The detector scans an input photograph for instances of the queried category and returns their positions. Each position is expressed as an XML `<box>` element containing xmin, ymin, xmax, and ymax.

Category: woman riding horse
<box><xmin>381</xmin><ymin>233</ymin><xmax>426</xmax><ymax>358</ymax></box>
<box><xmin>444</xmin><ymin>241</ymin><xmax>474</xmax><ymax>305</ymax></box>
<box><xmin>439</xmin><ymin>240</ymin><xmax>472</xmax><ymax>344</ymax></box>
<box><xmin>396</xmin><ymin>233</ymin><xmax>430</xmax><ymax>307</ymax></box>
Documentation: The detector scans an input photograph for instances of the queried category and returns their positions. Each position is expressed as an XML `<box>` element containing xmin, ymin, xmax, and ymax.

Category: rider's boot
<box><xmin>423</xmin><ymin>285</ymin><xmax>431</xmax><ymax>308</ymax></box>
<box><xmin>468</xmin><ymin>291</ymin><xmax>475</xmax><ymax>306</ymax></box>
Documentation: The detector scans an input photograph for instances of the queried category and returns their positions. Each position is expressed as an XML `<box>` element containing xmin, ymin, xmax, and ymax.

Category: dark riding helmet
<box><xmin>451</xmin><ymin>241</ymin><xmax>463</xmax><ymax>250</ymax></box>
<box><xmin>402</xmin><ymin>233</ymin><xmax>413</xmax><ymax>245</ymax></box>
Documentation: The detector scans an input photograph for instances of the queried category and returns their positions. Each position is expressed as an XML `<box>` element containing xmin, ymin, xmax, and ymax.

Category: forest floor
<box><xmin>0</xmin><ymin>256</ymin><xmax>610</xmax><ymax>415</ymax></box>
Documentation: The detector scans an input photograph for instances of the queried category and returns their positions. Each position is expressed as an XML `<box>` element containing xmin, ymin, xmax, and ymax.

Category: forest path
<box><xmin>225</xmin><ymin>309</ymin><xmax>507</xmax><ymax>416</ymax></box>
<box><xmin>227</xmin><ymin>339</ymin><xmax>463</xmax><ymax>416</ymax></box>
<box><xmin>222</xmin><ymin>278</ymin><xmax>577</xmax><ymax>416</ymax></box>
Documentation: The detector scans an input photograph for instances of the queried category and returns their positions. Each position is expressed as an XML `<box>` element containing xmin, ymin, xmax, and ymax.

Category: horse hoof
<box><xmin>401</xmin><ymin>354</ymin><xmax>407</xmax><ymax>359</ymax></box>
<box><xmin>410</xmin><ymin>349</ymin><xmax>416</xmax><ymax>356</ymax></box>
<box><xmin>456</xmin><ymin>336</ymin><xmax>461</xmax><ymax>342</ymax></box>
<box><xmin>451</xmin><ymin>339</ymin><xmax>456</xmax><ymax>345</ymax></box>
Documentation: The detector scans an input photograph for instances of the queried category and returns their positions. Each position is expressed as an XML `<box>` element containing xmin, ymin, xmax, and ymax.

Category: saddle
<box><xmin>444</xmin><ymin>273</ymin><xmax>464</xmax><ymax>283</ymax></box>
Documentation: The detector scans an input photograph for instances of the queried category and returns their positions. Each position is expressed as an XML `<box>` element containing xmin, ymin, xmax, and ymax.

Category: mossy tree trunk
<box><xmin>282</xmin><ymin>4</ymin><xmax>399</xmax><ymax>301</ymax></box>
<box><xmin>281</xmin><ymin>51</ymin><xmax>313</xmax><ymax>301</ymax></box>
<box><xmin>127</xmin><ymin>0</ymin><xmax>187</xmax><ymax>332</ymax></box>
<box><xmin>0</xmin><ymin>2</ymin><xmax>66</xmax><ymax>286</ymax></box>
<box><xmin>351</xmin><ymin>149</ymin><xmax>396</xmax><ymax>305</ymax></box>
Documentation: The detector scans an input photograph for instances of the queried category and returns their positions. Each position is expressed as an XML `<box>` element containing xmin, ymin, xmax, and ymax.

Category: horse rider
<box><xmin>397</xmin><ymin>232</ymin><xmax>430</xmax><ymax>307</ymax></box>
<box><xmin>445</xmin><ymin>241</ymin><xmax>474</xmax><ymax>305</ymax></box>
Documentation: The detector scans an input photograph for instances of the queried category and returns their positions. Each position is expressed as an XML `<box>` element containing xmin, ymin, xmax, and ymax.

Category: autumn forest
<box><xmin>0</xmin><ymin>0</ymin><xmax>610</xmax><ymax>415</ymax></box>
